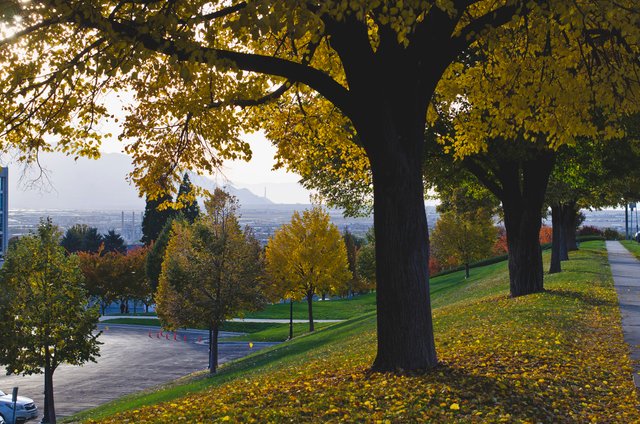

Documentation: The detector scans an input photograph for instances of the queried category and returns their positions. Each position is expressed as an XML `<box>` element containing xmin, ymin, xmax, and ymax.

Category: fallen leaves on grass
<box><xmin>86</xmin><ymin>248</ymin><xmax>639</xmax><ymax>423</ymax></box>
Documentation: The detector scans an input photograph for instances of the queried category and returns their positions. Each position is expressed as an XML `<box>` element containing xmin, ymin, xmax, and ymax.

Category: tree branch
<box><xmin>463</xmin><ymin>158</ymin><xmax>504</xmax><ymax>199</ymax></box>
<box><xmin>451</xmin><ymin>3</ymin><xmax>522</xmax><ymax>52</ymax></box>
<box><xmin>206</xmin><ymin>81</ymin><xmax>292</xmax><ymax>109</ymax></box>
<box><xmin>69</xmin><ymin>7</ymin><xmax>353</xmax><ymax>116</ymax></box>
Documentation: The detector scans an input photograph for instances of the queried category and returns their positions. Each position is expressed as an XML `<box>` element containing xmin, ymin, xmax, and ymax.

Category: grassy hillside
<box><xmin>74</xmin><ymin>241</ymin><xmax>638</xmax><ymax>423</ymax></box>
<box><xmin>621</xmin><ymin>240</ymin><xmax>640</xmax><ymax>260</ymax></box>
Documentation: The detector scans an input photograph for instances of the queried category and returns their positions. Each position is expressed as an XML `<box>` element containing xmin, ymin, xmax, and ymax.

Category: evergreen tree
<box><xmin>140</xmin><ymin>194</ymin><xmax>174</xmax><ymax>245</ymax></box>
<box><xmin>177</xmin><ymin>173</ymin><xmax>200</xmax><ymax>223</ymax></box>
<box><xmin>60</xmin><ymin>224</ymin><xmax>103</xmax><ymax>254</ymax></box>
<box><xmin>83</xmin><ymin>227</ymin><xmax>104</xmax><ymax>253</ymax></box>
<box><xmin>342</xmin><ymin>230</ymin><xmax>363</xmax><ymax>296</ymax></box>
<box><xmin>145</xmin><ymin>218</ymin><xmax>175</xmax><ymax>293</ymax></box>
<box><xmin>102</xmin><ymin>230</ymin><xmax>127</xmax><ymax>254</ymax></box>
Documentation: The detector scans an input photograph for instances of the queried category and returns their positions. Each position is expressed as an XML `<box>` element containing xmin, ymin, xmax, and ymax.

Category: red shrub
<box><xmin>539</xmin><ymin>225</ymin><xmax>553</xmax><ymax>244</ymax></box>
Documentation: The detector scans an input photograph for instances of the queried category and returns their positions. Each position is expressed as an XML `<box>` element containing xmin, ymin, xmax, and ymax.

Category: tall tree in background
<box><xmin>60</xmin><ymin>224</ymin><xmax>103</xmax><ymax>254</ymax></box>
<box><xmin>342</xmin><ymin>230</ymin><xmax>363</xmax><ymax>296</ymax></box>
<box><xmin>141</xmin><ymin>194</ymin><xmax>175</xmax><ymax>245</ymax></box>
<box><xmin>145</xmin><ymin>219</ymin><xmax>175</xmax><ymax>293</ymax></box>
<box><xmin>176</xmin><ymin>173</ymin><xmax>200</xmax><ymax>223</ymax></box>
<box><xmin>266</xmin><ymin>207</ymin><xmax>351</xmax><ymax>332</ymax></box>
<box><xmin>0</xmin><ymin>219</ymin><xmax>101</xmax><ymax>424</ymax></box>
<box><xmin>102</xmin><ymin>229</ymin><xmax>127</xmax><ymax>254</ymax></box>
<box><xmin>1</xmin><ymin>0</ymin><xmax>639</xmax><ymax>372</ymax></box>
<box><xmin>357</xmin><ymin>234</ymin><xmax>377</xmax><ymax>289</ymax></box>
<box><xmin>157</xmin><ymin>189</ymin><xmax>264</xmax><ymax>373</ymax></box>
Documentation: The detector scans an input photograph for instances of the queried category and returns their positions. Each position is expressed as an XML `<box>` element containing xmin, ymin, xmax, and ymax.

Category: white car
<box><xmin>0</xmin><ymin>390</ymin><xmax>38</xmax><ymax>424</ymax></box>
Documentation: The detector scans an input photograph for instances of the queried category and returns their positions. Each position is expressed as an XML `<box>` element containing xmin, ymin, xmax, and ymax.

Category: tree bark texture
<box><xmin>464</xmin><ymin>263</ymin><xmax>470</xmax><ymax>279</ymax></box>
<box><xmin>42</xmin><ymin>359</ymin><xmax>56</xmax><ymax>424</ymax></box>
<box><xmin>501</xmin><ymin>152</ymin><xmax>555</xmax><ymax>296</ymax></box>
<box><xmin>549</xmin><ymin>204</ymin><xmax>563</xmax><ymax>274</ymax></box>
<box><xmin>209</xmin><ymin>325</ymin><xmax>219</xmax><ymax>374</ymax></box>
<box><xmin>306</xmin><ymin>291</ymin><xmax>315</xmax><ymax>332</ymax></box>
<box><xmin>561</xmin><ymin>201</ymin><xmax>579</xmax><ymax>251</ymax></box>
<box><xmin>366</xmin><ymin>124</ymin><xmax>437</xmax><ymax>372</ymax></box>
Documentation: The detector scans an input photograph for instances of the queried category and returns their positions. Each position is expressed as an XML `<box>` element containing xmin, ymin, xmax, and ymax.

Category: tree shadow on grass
<box><xmin>378</xmin><ymin>363</ymin><xmax>573</xmax><ymax>422</ymax></box>
<box><xmin>543</xmin><ymin>288</ymin><xmax>617</xmax><ymax>308</ymax></box>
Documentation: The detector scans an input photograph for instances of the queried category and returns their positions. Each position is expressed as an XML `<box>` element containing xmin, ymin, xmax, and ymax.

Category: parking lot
<box><xmin>0</xmin><ymin>324</ymin><xmax>277</xmax><ymax>420</ymax></box>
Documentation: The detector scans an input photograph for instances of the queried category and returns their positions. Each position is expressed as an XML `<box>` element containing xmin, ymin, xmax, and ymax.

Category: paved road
<box><xmin>607</xmin><ymin>241</ymin><xmax>640</xmax><ymax>387</ymax></box>
<box><xmin>0</xmin><ymin>325</ymin><xmax>277</xmax><ymax>420</ymax></box>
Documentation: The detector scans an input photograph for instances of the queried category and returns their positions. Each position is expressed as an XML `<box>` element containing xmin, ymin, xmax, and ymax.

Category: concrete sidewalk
<box><xmin>607</xmin><ymin>240</ymin><xmax>640</xmax><ymax>387</ymax></box>
<box><xmin>99</xmin><ymin>315</ymin><xmax>344</xmax><ymax>323</ymax></box>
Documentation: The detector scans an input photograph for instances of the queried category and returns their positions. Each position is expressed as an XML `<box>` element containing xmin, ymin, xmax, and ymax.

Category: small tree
<box><xmin>0</xmin><ymin>219</ymin><xmax>101</xmax><ymax>424</ymax></box>
<box><xmin>157</xmin><ymin>189</ymin><xmax>264</xmax><ymax>373</ymax></box>
<box><xmin>266</xmin><ymin>207</ymin><xmax>351</xmax><ymax>332</ymax></box>
<box><xmin>431</xmin><ymin>210</ymin><xmax>498</xmax><ymax>278</ymax></box>
<box><xmin>103</xmin><ymin>229</ymin><xmax>127</xmax><ymax>254</ymax></box>
<box><xmin>124</xmin><ymin>246</ymin><xmax>153</xmax><ymax>314</ymax></box>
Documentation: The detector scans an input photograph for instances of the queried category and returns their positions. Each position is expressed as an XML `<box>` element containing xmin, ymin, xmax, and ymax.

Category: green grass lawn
<box><xmin>620</xmin><ymin>239</ymin><xmax>640</xmax><ymax>260</ymax></box>
<box><xmin>245</xmin><ymin>293</ymin><xmax>377</xmax><ymax>320</ymax></box>
<box><xmin>71</xmin><ymin>241</ymin><xmax>638</xmax><ymax>423</ymax></box>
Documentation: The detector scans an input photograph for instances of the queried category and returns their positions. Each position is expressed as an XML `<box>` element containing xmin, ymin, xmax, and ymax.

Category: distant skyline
<box><xmin>6</xmin><ymin>151</ymin><xmax>312</xmax><ymax>210</ymax></box>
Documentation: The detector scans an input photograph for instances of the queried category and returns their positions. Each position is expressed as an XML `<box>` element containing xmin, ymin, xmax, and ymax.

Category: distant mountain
<box><xmin>8</xmin><ymin>152</ymin><xmax>272</xmax><ymax>210</ymax></box>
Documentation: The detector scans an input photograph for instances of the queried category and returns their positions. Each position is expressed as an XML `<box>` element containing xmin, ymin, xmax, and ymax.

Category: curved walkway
<box><xmin>606</xmin><ymin>240</ymin><xmax>640</xmax><ymax>388</ymax></box>
<box><xmin>99</xmin><ymin>315</ymin><xmax>344</xmax><ymax>324</ymax></box>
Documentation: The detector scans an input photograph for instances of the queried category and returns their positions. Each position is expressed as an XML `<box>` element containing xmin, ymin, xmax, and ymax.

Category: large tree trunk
<box><xmin>367</xmin><ymin>129</ymin><xmax>437</xmax><ymax>372</ymax></box>
<box><xmin>549</xmin><ymin>204</ymin><xmax>563</xmax><ymax>274</ymax></box>
<box><xmin>306</xmin><ymin>291</ymin><xmax>314</xmax><ymax>332</ymax></box>
<box><xmin>41</xmin><ymin>356</ymin><xmax>56</xmax><ymax>424</ymax></box>
<box><xmin>499</xmin><ymin>151</ymin><xmax>555</xmax><ymax>297</ymax></box>
<box><xmin>209</xmin><ymin>325</ymin><xmax>219</xmax><ymax>374</ymax></box>
<box><xmin>561</xmin><ymin>201</ymin><xmax>579</xmax><ymax>251</ymax></box>
<box><xmin>559</xmin><ymin>204</ymin><xmax>569</xmax><ymax>261</ymax></box>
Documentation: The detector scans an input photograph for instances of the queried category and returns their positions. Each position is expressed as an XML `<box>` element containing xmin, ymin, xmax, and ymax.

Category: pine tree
<box><xmin>140</xmin><ymin>194</ymin><xmax>174</xmax><ymax>245</ymax></box>
<box><xmin>60</xmin><ymin>224</ymin><xmax>103</xmax><ymax>254</ymax></box>
<box><xmin>145</xmin><ymin>218</ymin><xmax>175</xmax><ymax>292</ymax></box>
<box><xmin>176</xmin><ymin>173</ymin><xmax>200</xmax><ymax>223</ymax></box>
<box><xmin>102</xmin><ymin>230</ymin><xmax>127</xmax><ymax>254</ymax></box>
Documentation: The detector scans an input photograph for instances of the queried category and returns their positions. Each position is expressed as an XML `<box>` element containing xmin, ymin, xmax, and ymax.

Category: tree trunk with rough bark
<box><xmin>475</xmin><ymin>149</ymin><xmax>555</xmax><ymax>297</ymax></box>
<box><xmin>549</xmin><ymin>204</ymin><xmax>563</xmax><ymax>274</ymax></box>
<box><xmin>209</xmin><ymin>325</ymin><xmax>219</xmax><ymax>374</ymax></box>
<box><xmin>562</xmin><ymin>201</ymin><xmax>579</xmax><ymax>251</ymax></box>
<box><xmin>42</xmin><ymin>353</ymin><xmax>56</xmax><ymax>424</ymax></box>
<box><xmin>306</xmin><ymin>291</ymin><xmax>314</xmax><ymax>332</ymax></box>
<box><xmin>366</xmin><ymin>127</ymin><xmax>437</xmax><ymax>372</ymax></box>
